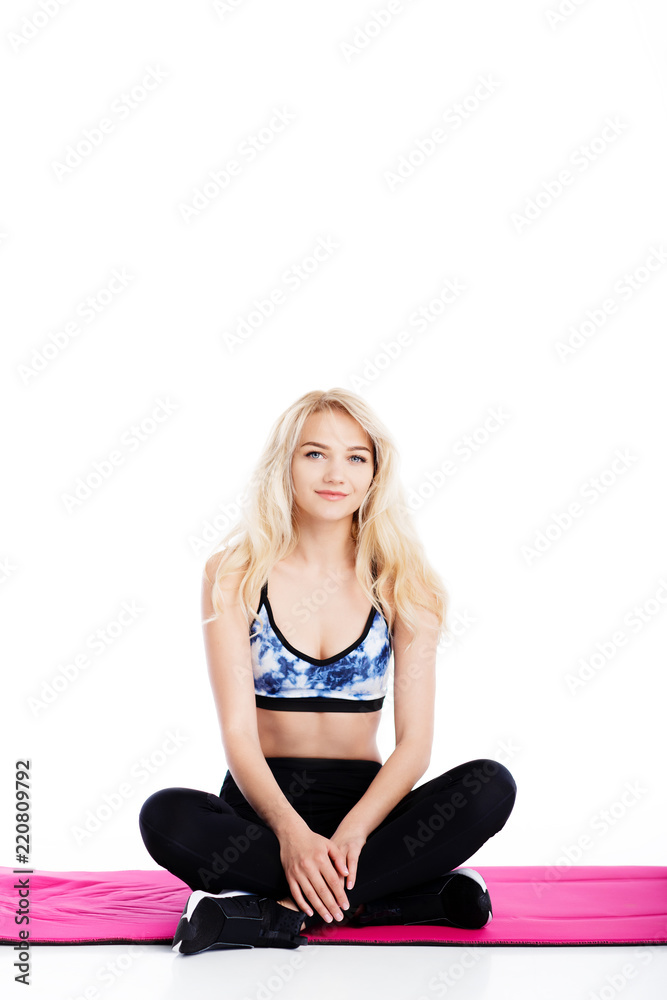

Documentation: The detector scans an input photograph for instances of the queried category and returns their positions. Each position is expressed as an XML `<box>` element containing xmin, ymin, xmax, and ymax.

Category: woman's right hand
<box><xmin>278</xmin><ymin>823</ymin><xmax>350</xmax><ymax>923</ymax></box>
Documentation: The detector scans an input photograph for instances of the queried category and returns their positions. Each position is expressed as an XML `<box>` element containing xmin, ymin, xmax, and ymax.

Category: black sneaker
<box><xmin>349</xmin><ymin>868</ymin><xmax>493</xmax><ymax>929</ymax></box>
<box><xmin>172</xmin><ymin>890</ymin><xmax>308</xmax><ymax>954</ymax></box>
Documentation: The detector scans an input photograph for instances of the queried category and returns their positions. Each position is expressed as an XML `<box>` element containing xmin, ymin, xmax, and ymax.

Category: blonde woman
<box><xmin>139</xmin><ymin>388</ymin><xmax>517</xmax><ymax>953</ymax></box>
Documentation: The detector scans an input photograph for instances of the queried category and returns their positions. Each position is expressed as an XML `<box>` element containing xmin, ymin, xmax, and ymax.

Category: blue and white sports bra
<box><xmin>249</xmin><ymin>581</ymin><xmax>392</xmax><ymax>712</ymax></box>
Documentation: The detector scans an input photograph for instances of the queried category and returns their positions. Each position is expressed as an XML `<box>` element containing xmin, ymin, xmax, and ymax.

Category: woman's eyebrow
<box><xmin>300</xmin><ymin>440</ymin><xmax>372</xmax><ymax>453</ymax></box>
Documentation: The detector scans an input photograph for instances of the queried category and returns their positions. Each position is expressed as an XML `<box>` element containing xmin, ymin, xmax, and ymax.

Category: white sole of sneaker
<box><xmin>172</xmin><ymin>889</ymin><xmax>256</xmax><ymax>953</ymax></box>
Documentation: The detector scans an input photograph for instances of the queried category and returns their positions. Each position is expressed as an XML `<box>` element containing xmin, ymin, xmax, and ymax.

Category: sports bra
<box><xmin>249</xmin><ymin>580</ymin><xmax>392</xmax><ymax>712</ymax></box>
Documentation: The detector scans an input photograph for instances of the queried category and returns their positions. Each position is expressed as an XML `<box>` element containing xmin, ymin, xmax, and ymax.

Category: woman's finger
<box><xmin>316</xmin><ymin>867</ymin><xmax>350</xmax><ymax>916</ymax></box>
<box><xmin>328</xmin><ymin>843</ymin><xmax>350</xmax><ymax>879</ymax></box>
<box><xmin>287</xmin><ymin>877</ymin><xmax>313</xmax><ymax>916</ymax></box>
<box><xmin>346</xmin><ymin>849</ymin><xmax>361</xmax><ymax>889</ymax></box>
<box><xmin>292</xmin><ymin>870</ymin><xmax>338</xmax><ymax>922</ymax></box>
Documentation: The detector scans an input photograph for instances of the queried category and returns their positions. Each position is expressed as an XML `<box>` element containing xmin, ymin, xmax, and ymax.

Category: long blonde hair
<box><xmin>203</xmin><ymin>388</ymin><xmax>450</xmax><ymax>649</ymax></box>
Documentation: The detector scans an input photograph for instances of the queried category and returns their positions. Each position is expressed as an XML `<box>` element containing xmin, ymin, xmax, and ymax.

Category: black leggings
<box><xmin>138</xmin><ymin>756</ymin><xmax>517</xmax><ymax>909</ymax></box>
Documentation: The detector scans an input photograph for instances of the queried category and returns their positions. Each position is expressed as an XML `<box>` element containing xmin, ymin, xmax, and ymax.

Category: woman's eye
<box><xmin>305</xmin><ymin>451</ymin><xmax>366</xmax><ymax>463</ymax></box>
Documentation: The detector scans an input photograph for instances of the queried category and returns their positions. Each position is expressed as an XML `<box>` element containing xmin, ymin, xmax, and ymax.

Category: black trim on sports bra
<box><xmin>260</xmin><ymin>581</ymin><xmax>378</xmax><ymax>666</ymax></box>
<box><xmin>255</xmin><ymin>693</ymin><xmax>385</xmax><ymax>713</ymax></box>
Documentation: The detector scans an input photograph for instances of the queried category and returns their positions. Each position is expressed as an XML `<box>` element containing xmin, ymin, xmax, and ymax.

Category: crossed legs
<box><xmin>139</xmin><ymin>757</ymin><xmax>517</xmax><ymax>927</ymax></box>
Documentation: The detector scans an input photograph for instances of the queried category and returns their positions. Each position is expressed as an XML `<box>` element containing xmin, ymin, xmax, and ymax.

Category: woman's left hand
<box><xmin>328</xmin><ymin>825</ymin><xmax>367</xmax><ymax>891</ymax></box>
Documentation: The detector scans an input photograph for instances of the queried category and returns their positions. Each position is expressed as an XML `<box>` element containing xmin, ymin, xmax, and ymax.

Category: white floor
<box><xmin>6</xmin><ymin>941</ymin><xmax>667</xmax><ymax>999</ymax></box>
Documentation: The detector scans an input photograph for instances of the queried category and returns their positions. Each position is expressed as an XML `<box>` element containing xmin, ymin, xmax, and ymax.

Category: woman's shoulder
<box><xmin>203</xmin><ymin>549</ymin><xmax>248</xmax><ymax>582</ymax></box>
<box><xmin>203</xmin><ymin>554</ymin><xmax>263</xmax><ymax>616</ymax></box>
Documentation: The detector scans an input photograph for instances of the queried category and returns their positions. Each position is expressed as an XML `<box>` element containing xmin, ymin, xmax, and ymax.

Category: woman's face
<box><xmin>291</xmin><ymin>410</ymin><xmax>375</xmax><ymax>521</ymax></box>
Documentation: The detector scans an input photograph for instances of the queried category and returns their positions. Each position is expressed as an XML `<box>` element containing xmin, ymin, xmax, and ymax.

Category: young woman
<box><xmin>139</xmin><ymin>388</ymin><xmax>517</xmax><ymax>954</ymax></box>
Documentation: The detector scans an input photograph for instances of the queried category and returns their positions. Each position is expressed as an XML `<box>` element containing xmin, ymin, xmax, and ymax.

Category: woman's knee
<box><xmin>138</xmin><ymin>786</ymin><xmax>213</xmax><ymax>845</ymax></box>
<box><xmin>468</xmin><ymin>758</ymin><xmax>517</xmax><ymax>827</ymax></box>
<box><xmin>440</xmin><ymin>758</ymin><xmax>517</xmax><ymax>824</ymax></box>
<box><xmin>483</xmin><ymin>759</ymin><xmax>516</xmax><ymax>798</ymax></box>
<box><xmin>139</xmin><ymin>787</ymin><xmax>179</xmax><ymax>833</ymax></box>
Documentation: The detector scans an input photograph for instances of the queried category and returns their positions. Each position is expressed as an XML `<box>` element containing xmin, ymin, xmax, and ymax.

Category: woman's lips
<box><xmin>316</xmin><ymin>491</ymin><xmax>347</xmax><ymax>500</ymax></box>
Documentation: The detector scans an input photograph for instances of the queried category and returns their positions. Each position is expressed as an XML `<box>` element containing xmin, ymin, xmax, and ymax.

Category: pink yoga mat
<box><xmin>1</xmin><ymin>865</ymin><xmax>666</xmax><ymax>947</ymax></box>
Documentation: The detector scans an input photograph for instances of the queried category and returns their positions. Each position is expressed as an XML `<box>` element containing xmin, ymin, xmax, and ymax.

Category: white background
<box><xmin>2</xmin><ymin>1</ymin><xmax>666</xmax><ymax>985</ymax></box>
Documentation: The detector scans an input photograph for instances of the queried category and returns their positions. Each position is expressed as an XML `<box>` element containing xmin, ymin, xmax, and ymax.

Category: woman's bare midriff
<box><xmin>256</xmin><ymin>706</ymin><xmax>383</xmax><ymax>762</ymax></box>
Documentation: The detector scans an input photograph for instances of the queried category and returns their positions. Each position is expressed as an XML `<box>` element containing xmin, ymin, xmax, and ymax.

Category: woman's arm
<box><xmin>332</xmin><ymin>604</ymin><xmax>438</xmax><ymax>843</ymax></box>
<box><xmin>202</xmin><ymin>559</ymin><xmax>352</xmax><ymax>921</ymax></box>
<box><xmin>201</xmin><ymin>559</ymin><xmax>308</xmax><ymax>838</ymax></box>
